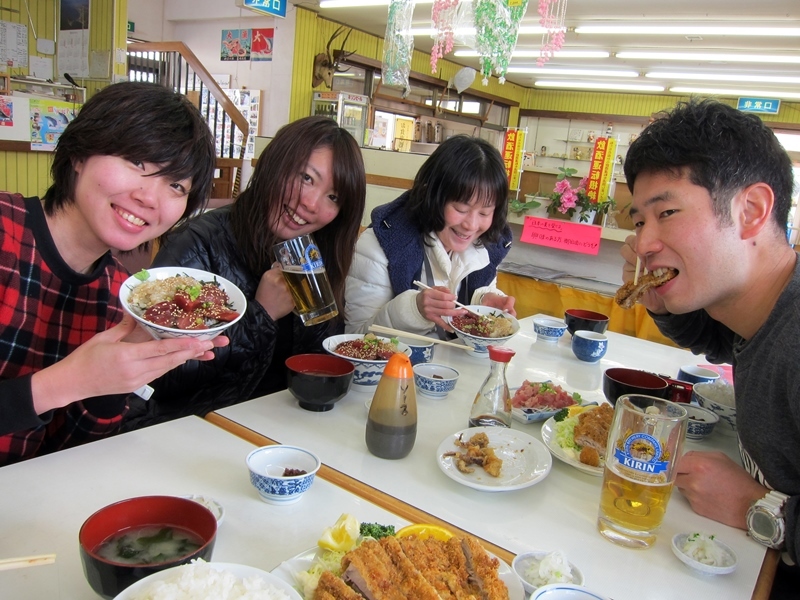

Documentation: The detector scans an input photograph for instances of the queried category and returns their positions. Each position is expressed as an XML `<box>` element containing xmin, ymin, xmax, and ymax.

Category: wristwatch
<box><xmin>746</xmin><ymin>490</ymin><xmax>789</xmax><ymax>549</ymax></box>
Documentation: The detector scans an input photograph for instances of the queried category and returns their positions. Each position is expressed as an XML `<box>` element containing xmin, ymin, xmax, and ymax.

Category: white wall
<box><xmin>128</xmin><ymin>0</ymin><xmax>297</xmax><ymax>136</ymax></box>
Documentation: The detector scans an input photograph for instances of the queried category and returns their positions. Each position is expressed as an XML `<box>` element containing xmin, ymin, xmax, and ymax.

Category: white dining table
<box><xmin>0</xmin><ymin>416</ymin><xmax>416</xmax><ymax>600</ymax></box>
<box><xmin>213</xmin><ymin>314</ymin><xmax>772</xmax><ymax>600</ymax></box>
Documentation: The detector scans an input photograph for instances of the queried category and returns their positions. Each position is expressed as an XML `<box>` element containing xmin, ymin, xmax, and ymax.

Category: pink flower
<box><xmin>554</xmin><ymin>179</ymin><xmax>572</xmax><ymax>194</ymax></box>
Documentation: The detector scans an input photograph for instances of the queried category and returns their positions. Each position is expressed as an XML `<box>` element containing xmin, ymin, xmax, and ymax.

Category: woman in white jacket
<box><xmin>345</xmin><ymin>135</ymin><xmax>516</xmax><ymax>336</ymax></box>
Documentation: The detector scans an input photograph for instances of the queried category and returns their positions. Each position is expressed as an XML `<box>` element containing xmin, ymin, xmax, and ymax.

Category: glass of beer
<box><xmin>597</xmin><ymin>394</ymin><xmax>688</xmax><ymax>549</ymax></box>
<box><xmin>273</xmin><ymin>234</ymin><xmax>338</xmax><ymax>326</ymax></box>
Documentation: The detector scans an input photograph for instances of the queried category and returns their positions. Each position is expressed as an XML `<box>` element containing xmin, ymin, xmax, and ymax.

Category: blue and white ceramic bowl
<box><xmin>684</xmin><ymin>404</ymin><xmax>719</xmax><ymax>440</ymax></box>
<box><xmin>443</xmin><ymin>305</ymin><xmax>520</xmax><ymax>355</ymax></box>
<box><xmin>571</xmin><ymin>331</ymin><xmax>608</xmax><ymax>363</ymax></box>
<box><xmin>413</xmin><ymin>363</ymin><xmax>459</xmax><ymax>398</ymax></box>
<box><xmin>677</xmin><ymin>365</ymin><xmax>720</xmax><ymax>385</ymax></box>
<box><xmin>397</xmin><ymin>337</ymin><xmax>435</xmax><ymax>366</ymax></box>
<box><xmin>692</xmin><ymin>381</ymin><xmax>737</xmax><ymax>435</ymax></box>
<box><xmin>246</xmin><ymin>445</ymin><xmax>320</xmax><ymax>505</ymax></box>
<box><xmin>120</xmin><ymin>266</ymin><xmax>247</xmax><ymax>341</ymax></box>
<box><xmin>533</xmin><ymin>318</ymin><xmax>568</xmax><ymax>342</ymax></box>
<box><xmin>322</xmin><ymin>334</ymin><xmax>411</xmax><ymax>389</ymax></box>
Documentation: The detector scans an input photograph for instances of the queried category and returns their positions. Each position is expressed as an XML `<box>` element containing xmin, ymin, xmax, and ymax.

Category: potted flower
<box><xmin>546</xmin><ymin>167</ymin><xmax>615</xmax><ymax>223</ymax></box>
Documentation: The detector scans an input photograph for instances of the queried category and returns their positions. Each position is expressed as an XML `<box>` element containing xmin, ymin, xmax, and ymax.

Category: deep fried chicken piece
<box><xmin>615</xmin><ymin>268</ymin><xmax>678</xmax><ymax>309</ymax></box>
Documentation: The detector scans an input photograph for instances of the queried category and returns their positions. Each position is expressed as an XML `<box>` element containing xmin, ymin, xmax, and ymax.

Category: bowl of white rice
<box><xmin>119</xmin><ymin>267</ymin><xmax>246</xmax><ymax>341</ymax></box>
<box><xmin>115</xmin><ymin>559</ymin><xmax>302</xmax><ymax>599</ymax></box>
<box><xmin>692</xmin><ymin>381</ymin><xmax>736</xmax><ymax>435</ymax></box>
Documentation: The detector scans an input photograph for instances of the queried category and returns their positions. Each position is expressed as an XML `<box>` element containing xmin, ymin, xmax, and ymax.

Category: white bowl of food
<box><xmin>512</xmin><ymin>550</ymin><xmax>584</xmax><ymax>596</ymax></box>
<box><xmin>692</xmin><ymin>381</ymin><xmax>736</xmax><ymax>435</ymax></box>
<box><xmin>246</xmin><ymin>445</ymin><xmax>320</xmax><ymax>505</ymax></box>
<box><xmin>322</xmin><ymin>333</ymin><xmax>411</xmax><ymax>388</ymax></box>
<box><xmin>120</xmin><ymin>267</ymin><xmax>246</xmax><ymax>341</ymax></box>
<box><xmin>413</xmin><ymin>363</ymin><xmax>460</xmax><ymax>398</ymax></box>
<box><xmin>443</xmin><ymin>306</ymin><xmax>520</xmax><ymax>354</ymax></box>
<box><xmin>671</xmin><ymin>532</ymin><xmax>737</xmax><ymax>575</ymax></box>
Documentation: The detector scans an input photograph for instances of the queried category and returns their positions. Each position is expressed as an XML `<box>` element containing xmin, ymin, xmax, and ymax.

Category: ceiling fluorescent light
<box><xmin>320</xmin><ymin>0</ymin><xmax>431</xmax><ymax>7</ymax></box>
<box><xmin>535</xmin><ymin>80</ymin><xmax>664</xmax><ymax>92</ymax></box>
<box><xmin>576</xmin><ymin>26</ymin><xmax>800</xmax><ymax>36</ymax></box>
<box><xmin>455</xmin><ymin>50</ymin><xmax>609</xmax><ymax>59</ymax></box>
<box><xmin>617</xmin><ymin>51</ymin><xmax>800</xmax><ymax>64</ymax></box>
<box><xmin>507</xmin><ymin>67</ymin><xmax>638</xmax><ymax>77</ymax></box>
<box><xmin>670</xmin><ymin>86</ymin><xmax>800</xmax><ymax>100</ymax></box>
<box><xmin>647</xmin><ymin>71</ymin><xmax>800</xmax><ymax>84</ymax></box>
<box><xmin>410</xmin><ymin>26</ymin><xmax>550</xmax><ymax>36</ymax></box>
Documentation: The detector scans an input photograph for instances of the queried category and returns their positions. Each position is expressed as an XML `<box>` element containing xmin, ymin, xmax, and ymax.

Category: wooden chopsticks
<box><xmin>412</xmin><ymin>281</ymin><xmax>482</xmax><ymax>317</ymax></box>
<box><xmin>368</xmin><ymin>324</ymin><xmax>474</xmax><ymax>352</ymax></box>
<box><xmin>0</xmin><ymin>553</ymin><xmax>56</xmax><ymax>571</ymax></box>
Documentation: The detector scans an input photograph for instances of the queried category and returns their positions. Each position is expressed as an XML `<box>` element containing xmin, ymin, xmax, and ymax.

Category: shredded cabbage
<box><xmin>293</xmin><ymin>550</ymin><xmax>346</xmax><ymax>599</ymax></box>
<box><xmin>554</xmin><ymin>415</ymin><xmax>580</xmax><ymax>452</ymax></box>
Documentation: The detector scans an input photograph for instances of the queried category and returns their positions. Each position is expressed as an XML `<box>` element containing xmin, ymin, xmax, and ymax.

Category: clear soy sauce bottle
<box><xmin>366</xmin><ymin>353</ymin><xmax>417</xmax><ymax>459</ymax></box>
<box><xmin>468</xmin><ymin>345</ymin><xmax>516</xmax><ymax>428</ymax></box>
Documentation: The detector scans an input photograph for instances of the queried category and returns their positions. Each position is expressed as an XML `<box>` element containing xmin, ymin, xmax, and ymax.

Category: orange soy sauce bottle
<box><xmin>366</xmin><ymin>353</ymin><xmax>417</xmax><ymax>459</ymax></box>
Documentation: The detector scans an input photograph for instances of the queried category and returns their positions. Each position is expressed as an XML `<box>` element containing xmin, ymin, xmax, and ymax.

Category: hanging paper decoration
<box><xmin>382</xmin><ymin>0</ymin><xmax>415</xmax><ymax>90</ymax></box>
<box><xmin>537</xmin><ymin>0</ymin><xmax>568</xmax><ymax>67</ymax></box>
<box><xmin>430</xmin><ymin>0</ymin><xmax>459</xmax><ymax>73</ymax></box>
<box><xmin>473</xmin><ymin>0</ymin><xmax>529</xmax><ymax>85</ymax></box>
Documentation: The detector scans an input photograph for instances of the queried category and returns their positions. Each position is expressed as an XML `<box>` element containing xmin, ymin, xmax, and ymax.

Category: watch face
<box><xmin>751</xmin><ymin>511</ymin><xmax>777</xmax><ymax>539</ymax></box>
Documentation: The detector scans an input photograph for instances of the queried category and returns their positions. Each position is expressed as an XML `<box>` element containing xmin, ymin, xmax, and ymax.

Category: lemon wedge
<box><xmin>318</xmin><ymin>513</ymin><xmax>360</xmax><ymax>552</ymax></box>
<box><xmin>395</xmin><ymin>523</ymin><xmax>454</xmax><ymax>541</ymax></box>
<box><xmin>567</xmin><ymin>405</ymin><xmax>593</xmax><ymax>418</ymax></box>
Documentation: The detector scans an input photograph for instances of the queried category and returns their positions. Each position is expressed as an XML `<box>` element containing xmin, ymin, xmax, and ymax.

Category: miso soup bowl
<box><xmin>79</xmin><ymin>495</ymin><xmax>217</xmax><ymax>599</ymax></box>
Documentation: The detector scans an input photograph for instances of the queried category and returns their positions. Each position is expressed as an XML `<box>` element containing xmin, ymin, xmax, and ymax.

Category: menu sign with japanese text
<box><xmin>502</xmin><ymin>128</ymin><xmax>526</xmax><ymax>190</ymax></box>
<box><xmin>585</xmin><ymin>136</ymin><xmax>617</xmax><ymax>205</ymax></box>
<box><xmin>520</xmin><ymin>216</ymin><xmax>602</xmax><ymax>255</ymax></box>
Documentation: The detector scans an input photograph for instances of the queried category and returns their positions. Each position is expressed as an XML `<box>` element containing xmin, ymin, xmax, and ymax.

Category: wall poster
<box><xmin>251</xmin><ymin>28</ymin><xmax>274</xmax><ymax>62</ymax></box>
<box><xmin>58</xmin><ymin>0</ymin><xmax>90</xmax><ymax>78</ymax></box>
<box><xmin>221</xmin><ymin>29</ymin><xmax>251</xmax><ymax>61</ymax></box>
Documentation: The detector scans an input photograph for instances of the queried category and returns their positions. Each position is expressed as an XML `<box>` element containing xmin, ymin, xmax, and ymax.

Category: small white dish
<box><xmin>436</xmin><ymin>427</ymin><xmax>552</xmax><ymax>492</ymax></box>
<box><xmin>531</xmin><ymin>583</ymin><xmax>611</xmax><ymax>600</ymax></box>
<box><xmin>671</xmin><ymin>533</ymin><xmax>738</xmax><ymax>575</ymax></box>
<box><xmin>512</xmin><ymin>551</ymin><xmax>584</xmax><ymax>595</ymax></box>
<box><xmin>181</xmin><ymin>494</ymin><xmax>225</xmax><ymax>525</ymax></box>
<box><xmin>533</xmin><ymin>318</ymin><xmax>568</xmax><ymax>342</ymax></box>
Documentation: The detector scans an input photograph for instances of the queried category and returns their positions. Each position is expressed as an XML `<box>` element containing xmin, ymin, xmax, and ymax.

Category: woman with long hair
<box><xmin>124</xmin><ymin>116</ymin><xmax>366</xmax><ymax>429</ymax></box>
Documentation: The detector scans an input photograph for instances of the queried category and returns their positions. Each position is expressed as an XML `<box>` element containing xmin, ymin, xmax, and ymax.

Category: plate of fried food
<box><xmin>540</xmin><ymin>404</ymin><xmax>614</xmax><ymax>477</ymax></box>
<box><xmin>437</xmin><ymin>427</ymin><xmax>551</xmax><ymax>492</ymax></box>
<box><xmin>271</xmin><ymin>516</ymin><xmax>524</xmax><ymax>600</ymax></box>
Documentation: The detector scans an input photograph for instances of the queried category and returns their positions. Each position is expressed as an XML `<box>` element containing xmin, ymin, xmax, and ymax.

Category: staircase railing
<box><xmin>126</xmin><ymin>42</ymin><xmax>249</xmax><ymax>199</ymax></box>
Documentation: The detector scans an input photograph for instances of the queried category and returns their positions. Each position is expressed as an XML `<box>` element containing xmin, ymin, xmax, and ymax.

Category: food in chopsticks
<box><xmin>615</xmin><ymin>268</ymin><xmax>678</xmax><ymax>309</ymax></box>
<box><xmin>554</xmin><ymin>404</ymin><xmax>614</xmax><ymax>468</ymax></box>
<box><xmin>334</xmin><ymin>334</ymin><xmax>401</xmax><ymax>360</ymax></box>
<box><xmin>511</xmin><ymin>381</ymin><xmax>580</xmax><ymax>411</ymax></box>
<box><xmin>128</xmin><ymin>272</ymin><xmax>240</xmax><ymax>330</ymax></box>
<box><xmin>443</xmin><ymin>432</ymin><xmax>503</xmax><ymax>477</ymax></box>
<box><xmin>451</xmin><ymin>312</ymin><xmax>513</xmax><ymax>338</ymax></box>
<box><xmin>314</xmin><ymin>535</ymin><xmax>508</xmax><ymax>600</ymax></box>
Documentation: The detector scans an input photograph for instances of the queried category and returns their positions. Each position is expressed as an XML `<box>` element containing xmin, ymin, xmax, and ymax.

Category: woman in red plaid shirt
<box><xmin>0</xmin><ymin>82</ymin><xmax>224</xmax><ymax>466</ymax></box>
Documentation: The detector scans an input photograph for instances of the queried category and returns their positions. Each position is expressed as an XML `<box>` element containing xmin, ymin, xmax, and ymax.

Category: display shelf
<box><xmin>9</xmin><ymin>77</ymin><xmax>85</xmax><ymax>103</ymax></box>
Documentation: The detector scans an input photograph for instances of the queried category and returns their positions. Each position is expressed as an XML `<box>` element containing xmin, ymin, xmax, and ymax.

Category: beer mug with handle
<box><xmin>597</xmin><ymin>394</ymin><xmax>687</xmax><ymax>549</ymax></box>
<box><xmin>273</xmin><ymin>234</ymin><xmax>338</xmax><ymax>326</ymax></box>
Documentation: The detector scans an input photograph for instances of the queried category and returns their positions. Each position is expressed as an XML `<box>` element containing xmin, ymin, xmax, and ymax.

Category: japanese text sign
<box><xmin>502</xmin><ymin>128</ymin><xmax>525</xmax><ymax>190</ymax></box>
<box><xmin>585</xmin><ymin>136</ymin><xmax>617</xmax><ymax>205</ymax></box>
<box><xmin>737</xmin><ymin>97</ymin><xmax>780</xmax><ymax>114</ymax></box>
<box><xmin>520</xmin><ymin>216</ymin><xmax>602</xmax><ymax>255</ymax></box>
